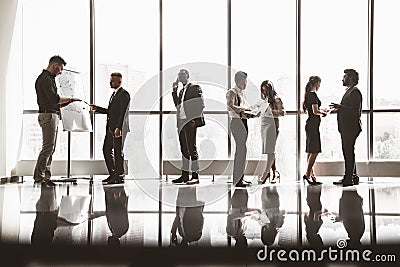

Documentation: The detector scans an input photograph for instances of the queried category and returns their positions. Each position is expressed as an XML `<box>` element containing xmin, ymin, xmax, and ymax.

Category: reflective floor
<box><xmin>0</xmin><ymin>176</ymin><xmax>399</xmax><ymax>265</ymax></box>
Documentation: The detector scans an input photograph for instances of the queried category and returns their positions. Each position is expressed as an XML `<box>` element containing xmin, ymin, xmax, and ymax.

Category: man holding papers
<box><xmin>34</xmin><ymin>55</ymin><xmax>80</xmax><ymax>187</ymax></box>
<box><xmin>226</xmin><ymin>71</ymin><xmax>255</xmax><ymax>187</ymax></box>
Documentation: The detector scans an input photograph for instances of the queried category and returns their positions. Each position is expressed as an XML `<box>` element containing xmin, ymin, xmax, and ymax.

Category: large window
<box><xmin>19</xmin><ymin>0</ymin><xmax>400</xmax><ymax>179</ymax></box>
<box><xmin>162</xmin><ymin>0</ymin><xmax>228</xmax><ymax>112</ymax></box>
<box><xmin>94</xmin><ymin>0</ymin><xmax>159</xmax><ymax>112</ymax></box>
<box><xmin>373</xmin><ymin>113</ymin><xmax>400</xmax><ymax>160</ymax></box>
<box><xmin>301</xmin><ymin>0</ymin><xmax>369</xmax><ymax>111</ymax></box>
<box><xmin>374</xmin><ymin>0</ymin><xmax>400</xmax><ymax>109</ymax></box>
<box><xmin>231</xmin><ymin>0</ymin><xmax>297</xmax><ymax>110</ymax></box>
<box><xmin>21</xmin><ymin>0</ymin><xmax>90</xmax><ymax>160</ymax></box>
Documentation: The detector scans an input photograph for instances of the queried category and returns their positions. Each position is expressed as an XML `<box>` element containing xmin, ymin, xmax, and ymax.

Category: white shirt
<box><xmin>178</xmin><ymin>83</ymin><xmax>188</xmax><ymax>120</ymax></box>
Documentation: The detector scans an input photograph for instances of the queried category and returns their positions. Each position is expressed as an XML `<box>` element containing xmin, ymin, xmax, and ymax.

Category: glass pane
<box><xmin>125</xmin><ymin>115</ymin><xmax>159</xmax><ymax>178</ymax></box>
<box><xmin>163</xmin><ymin>0</ymin><xmax>227</xmax><ymax>69</ymax></box>
<box><xmin>376</xmin><ymin>216</ymin><xmax>400</xmax><ymax>245</ymax></box>
<box><xmin>162</xmin><ymin>0</ymin><xmax>228</xmax><ymax>111</ymax></box>
<box><xmin>374</xmin><ymin>0</ymin><xmax>400</xmax><ymax>109</ymax></box>
<box><xmin>22</xmin><ymin>0</ymin><xmax>90</xmax><ymax>110</ymax></box>
<box><xmin>373</xmin><ymin>113</ymin><xmax>400</xmax><ymax>160</ymax></box>
<box><xmin>231</xmin><ymin>0</ymin><xmax>296</xmax><ymax>110</ymax></box>
<box><xmin>301</xmin><ymin>0</ymin><xmax>368</xmax><ymax>110</ymax></box>
<box><xmin>95</xmin><ymin>0</ymin><xmax>159</xmax><ymax>111</ymax></box>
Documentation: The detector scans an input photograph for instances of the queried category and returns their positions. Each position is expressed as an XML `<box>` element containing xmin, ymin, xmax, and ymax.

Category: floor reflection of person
<box><xmin>104</xmin><ymin>185</ymin><xmax>129</xmax><ymax>246</ymax></box>
<box><xmin>226</xmin><ymin>189</ymin><xmax>265</xmax><ymax>247</ymax></box>
<box><xmin>260</xmin><ymin>186</ymin><xmax>285</xmax><ymax>246</ymax></box>
<box><xmin>31</xmin><ymin>185</ymin><xmax>58</xmax><ymax>245</ymax></box>
<box><xmin>304</xmin><ymin>185</ymin><xmax>324</xmax><ymax>248</ymax></box>
<box><xmin>336</xmin><ymin>189</ymin><xmax>365</xmax><ymax>247</ymax></box>
<box><xmin>170</xmin><ymin>187</ymin><xmax>205</xmax><ymax>246</ymax></box>
<box><xmin>90</xmin><ymin>185</ymin><xmax>129</xmax><ymax>246</ymax></box>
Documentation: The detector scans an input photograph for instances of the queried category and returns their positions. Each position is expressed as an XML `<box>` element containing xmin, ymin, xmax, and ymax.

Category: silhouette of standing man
<box><xmin>330</xmin><ymin>69</ymin><xmax>362</xmax><ymax>187</ymax></box>
<box><xmin>171</xmin><ymin>69</ymin><xmax>205</xmax><ymax>185</ymax></box>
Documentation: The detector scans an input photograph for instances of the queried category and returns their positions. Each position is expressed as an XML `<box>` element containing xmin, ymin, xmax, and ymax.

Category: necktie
<box><xmin>109</xmin><ymin>91</ymin><xmax>116</xmax><ymax>104</ymax></box>
<box><xmin>179</xmin><ymin>87</ymin><xmax>185</xmax><ymax>102</ymax></box>
<box><xmin>237</xmin><ymin>94</ymin><xmax>241</xmax><ymax>106</ymax></box>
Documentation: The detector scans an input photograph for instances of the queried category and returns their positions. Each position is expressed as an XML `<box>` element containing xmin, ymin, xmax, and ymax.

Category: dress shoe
<box><xmin>102</xmin><ymin>175</ymin><xmax>115</xmax><ymax>183</ymax></box>
<box><xmin>109</xmin><ymin>176</ymin><xmax>124</xmax><ymax>184</ymax></box>
<box><xmin>342</xmin><ymin>181</ymin><xmax>354</xmax><ymax>187</ymax></box>
<box><xmin>42</xmin><ymin>179</ymin><xmax>56</xmax><ymax>187</ymax></box>
<box><xmin>235</xmin><ymin>180</ymin><xmax>251</xmax><ymax>187</ymax></box>
<box><xmin>352</xmin><ymin>175</ymin><xmax>359</xmax><ymax>185</ymax></box>
<box><xmin>333</xmin><ymin>179</ymin><xmax>344</xmax><ymax>185</ymax></box>
<box><xmin>186</xmin><ymin>178</ymin><xmax>199</xmax><ymax>185</ymax></box>
<box><xmin>172</xmin><ymin>171</ymin><xmax>189</xmax><ymax>184</ymax></box>
<box><xmin>172</xmin><ymin>176</ymin><xmax>188</xmax><ymax>184</ymax></box>
<box><xmin>334</xmin><ymin>175</ymin><xmax>359</xmax><ymax>186</ymax></box>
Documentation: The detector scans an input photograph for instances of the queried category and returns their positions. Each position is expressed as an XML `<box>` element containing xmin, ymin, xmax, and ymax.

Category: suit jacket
<box><xmin>337</xmin><ymin>86</ymin><xmax>362</xmax><ymax>134</ymax></box>
<box><xmin>172</xmin><ymin>83</ymin><xmax>205</xmax><ymax>128</ymax></box>
<box><xmin>96</xmin><ymin>88</ymin><xmax>131</xmax><ymax>133</ymax></box>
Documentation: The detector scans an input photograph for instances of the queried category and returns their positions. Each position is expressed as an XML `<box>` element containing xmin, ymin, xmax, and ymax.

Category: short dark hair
<box><xmin>344</xmin><ymin>69</ymin><xmax>359</xmax><ymax>85</ymax></box>
<box><xmin>111</xmin><ymin>72</ymin><xmax>123</xmax><ymax>78</ymax></box>
<box><xmin>234</xmin><ymin>71</ymin><xmax>247</xmax><ymax>84</ymax></box>
<box><xmin>49</xmin><ymin>55</ymin><xmax>66</xmax><ymax>66</ymax></box>
<box><xmin>178</xmin><ymin>69</ymin><xmax>190</xmax><ymax>78</ymax></box>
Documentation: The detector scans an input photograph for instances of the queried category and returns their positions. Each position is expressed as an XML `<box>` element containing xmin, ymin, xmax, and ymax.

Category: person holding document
<box><xmin>34</xmin><ymin>55</ymin><xmax>80</xmax><ymax>187</ymax></box>
<box><xmin>254</xmin><ymin>80</ymin><xmax>285</xmax><ymax>184</ymax></box>
<box><xmin>226</xmin><ymin>71</ymin><xmax>255</xmax><ymax>187</ymax></box>
<box><xmin>90</xmin><ymin>72</ymin><xmax>130</xmax><ymax>184</ymax></box>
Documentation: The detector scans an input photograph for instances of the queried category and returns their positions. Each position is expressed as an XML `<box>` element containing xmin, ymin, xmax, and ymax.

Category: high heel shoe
<box><xmin>310</xmin><ymin>175</ymin><xmax>322</xmax><ymax>185</ymax></box>
<box><xmin>271</xmin><ymin>171</ymin><xmax>280</xmax><ymax>184</ymax></box>
<box><xmin>303</xmin><ymin>175</ymin><xmax>314</xmax><ymax>185</ymax></box>
<box><xmin>258</xmin><ymin>172</ymin><xmax>271</xmax><ymax>184</ymax></box>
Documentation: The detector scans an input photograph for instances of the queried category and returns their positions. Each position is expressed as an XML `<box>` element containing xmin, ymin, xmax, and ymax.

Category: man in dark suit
<box><xmin>90</xmin><ymin>72</ymin><xmax>130</xmax><ymax>184</ymax></box>
<box><xmin>330</xmin><ymin>69</ymin><xmax>362</xmax><ymax>187</ymax></box>
<box><xmin>171</xmin><ymin>69</ymin><xmax>205</xmax><ymax>185</ymax></box>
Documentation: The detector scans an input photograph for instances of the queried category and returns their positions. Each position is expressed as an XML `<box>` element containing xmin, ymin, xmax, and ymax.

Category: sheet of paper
<box><xmin>58</xmin><ymin>69</ymin><xmax>92</xmax><ymax>132</ymax></box>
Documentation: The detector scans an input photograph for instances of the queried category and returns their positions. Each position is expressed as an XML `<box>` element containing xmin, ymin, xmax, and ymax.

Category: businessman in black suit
<box><xmin>330</xmin><ymin>69</ymin><xmax>362</xmax><ymax>187</ymax></box>
<box><xmin>90</xmin><ymin>72</ymin><xmax>130</xmax><ymax>184</ymax></box>
<box><xmin>171</xmin><ymin>69</ymin><xmax>205</xmax><ymax>185</ymax></box>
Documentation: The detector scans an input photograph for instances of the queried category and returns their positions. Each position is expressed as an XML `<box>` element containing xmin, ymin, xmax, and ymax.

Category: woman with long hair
<box><xmin>302</xmin><ymin>76</ymin><xmax>327</xmax><ymax>185</ymax></box>
<box><xmin>257</xmin><ymin>80</ymin><xmax>285</xmax><ymax>184</ymax></box>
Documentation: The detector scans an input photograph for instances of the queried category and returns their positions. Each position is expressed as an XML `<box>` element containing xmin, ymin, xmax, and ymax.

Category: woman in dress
<box><xmin>302</xmin><ymin>76</ymin><xmax>327</xmax><ymax>185</ymax></box>
<box><xmin>258</xmin><ymin>80</ymin><xmax>285</xmax><ymax>184</ymax></box>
